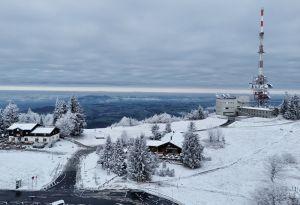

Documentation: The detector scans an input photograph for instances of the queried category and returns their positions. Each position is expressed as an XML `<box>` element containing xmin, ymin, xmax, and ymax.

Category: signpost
<box><xmin>15</xmin><ymin>179</ymin><xmax>22</xmax><ymax>189</ymax></box>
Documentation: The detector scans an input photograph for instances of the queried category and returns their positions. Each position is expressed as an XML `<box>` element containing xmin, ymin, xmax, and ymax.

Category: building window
<box><xmin>43</xmin><ymin>138</ymin><xmax>47</xmax><ymax>142</ymax></box>
<box><xmin>25</xmin><ymin>138</ymin><xmax>28</xmax><ymax>142</ymax></box>
<box><xmin>35</xmin><ymin>138</ymin><xmax>39</xmax><ymax>142</ymax></box>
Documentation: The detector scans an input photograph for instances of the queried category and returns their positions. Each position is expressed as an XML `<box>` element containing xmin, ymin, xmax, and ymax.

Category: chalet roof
<box><xmin>147</xmin><ymin>140</ymin><xmax>164</xmax><ymax>147</ymax></box>
<box><xmin>147</xmin><ymin>139</ymin><xmax>182</xmax><ymax>149</ymax></box>
<box><xmin>7</xmin><ymin>123</ymin><xmax>38</xmax><ymax>131</ymax></box>
<box><xmin>31</xmin><ymin>127</ymin><xmax>56</xmax><ymax>134</ymax></box>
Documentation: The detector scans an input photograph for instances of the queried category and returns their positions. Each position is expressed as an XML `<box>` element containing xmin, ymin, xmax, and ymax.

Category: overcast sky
<box><xmin>0</xmin><ymin>0</ymin><xmax>299</xmax><ymax>90</ymax></box>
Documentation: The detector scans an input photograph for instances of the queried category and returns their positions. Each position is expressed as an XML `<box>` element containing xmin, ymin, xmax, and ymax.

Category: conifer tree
<box><xmin>69</xmin><ymin>96</ymin><xmax>86</xmax><ymax>136</ymax></box>
<box><xmin>0</xmin><ymin>109</ymin><xmax>5</xmax><ymax>135</ymax></box>
<box><xmin>182</xmin><ymin>131</ymin><xmax>204</xmax><ymax>169</ymax></box>
<box><xmin>165</xmin><ymin>122</ymin><xmax>172</xmax><ymax>133</ymax></box>
<box><xmin>151</xmin><ymin>124</ymin><xmax>161</xmax><ymax>140</ymax></box>
<box><xmin>112</xmin><ymin>138</ymin><xmax>127</xmax><ymax>176</ymax></box>
<box><xmin>2</xmin><ymin>101</ymin><xmax>19</xmax><ymax>129</ymax></box>
<box><xmin>53</xmin><ymin>98</ymin><xmax>68</xmax><ymax>123</ymax></box>
<box><xmin>100</xmin><ymin>136</ymin><xmax>114</xmax><ymax>171</ymax></box>
<box><xmin>280</xmin><ymin>93</ymin><xmax>290</xmax><ymax>115</ymax></box>
<box><xmin>127</xmin><ymin>135</ymin><xmax>154</xmax><ymax>182</ymax></box>
<box><xmin>187</xmin><ymin>121</ymin><xmax>197</xmax><ymax>132</ymax></box>
<box><xmin>55</xmin><ymin>111</ymin><xmax>76</xmax><ymax>137</ymax></box>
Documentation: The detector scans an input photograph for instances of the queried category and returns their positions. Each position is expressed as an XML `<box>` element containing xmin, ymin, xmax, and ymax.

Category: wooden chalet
<box><xmin>147</xmin><ymin>140</ymin><xmax>182</xmax><ymax>155</ymax></box>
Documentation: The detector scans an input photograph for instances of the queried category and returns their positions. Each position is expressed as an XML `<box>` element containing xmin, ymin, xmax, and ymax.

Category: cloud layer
<box><xmin>0</xmin><ymin>0</ymin><xmax>299</xmax><ymax>89</ymax></box>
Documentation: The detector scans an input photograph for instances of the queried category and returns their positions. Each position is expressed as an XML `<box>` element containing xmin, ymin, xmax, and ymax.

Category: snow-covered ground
<box><xmin>76</xmin><ymin>116</ymin><xmax>300</xmax><ymax>205</ymax></box>
<box><xmin>0</xmin><ymin>140</ymin><xmax>78</xmax><ymax>190</ymax></box>
<box><xmin>80</xmin><ymin>115</ymin><xmax>227</xmax><ymax>146</ymax></box>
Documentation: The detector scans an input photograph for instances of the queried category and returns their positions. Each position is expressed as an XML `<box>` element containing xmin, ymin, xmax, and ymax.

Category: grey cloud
<box><xmin>0</xmin><ymin>0</ymin><xmax>299</xmax><ymax>89</ymax></box>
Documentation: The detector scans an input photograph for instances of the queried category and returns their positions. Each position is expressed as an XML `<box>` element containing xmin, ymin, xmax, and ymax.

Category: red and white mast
<box><xmin>258</xmin><ymin>8</ymin><xmax>264</xmax><ymax>76</ymax></box>
<box><xmin>250</xmin><ymin>8</ymin><xmax>272</xmax><ymax>107</ymax></box>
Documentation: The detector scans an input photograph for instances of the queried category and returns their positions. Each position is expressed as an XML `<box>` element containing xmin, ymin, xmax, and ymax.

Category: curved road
<box><xmin>32</xmin><ymin>143</ymin><xmax>178</xmax><ymax>205</ymax></box>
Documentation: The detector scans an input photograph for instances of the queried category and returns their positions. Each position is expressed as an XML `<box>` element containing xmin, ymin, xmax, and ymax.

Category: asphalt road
<box><xmin>0</xmin><ymin>189</ymin><xmax>178</xmax><ymax>205</ymax></box>
<box><xmin>23</xmin><ymin>146</ymin><xmax>178</xmax><ymax>205</ymax></box>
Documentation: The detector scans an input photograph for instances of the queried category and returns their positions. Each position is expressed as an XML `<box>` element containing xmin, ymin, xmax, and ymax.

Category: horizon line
<box><xmin>0</xmin><ymin>85</ymin><xmax>299</xmax><ymax>95</ymax></box>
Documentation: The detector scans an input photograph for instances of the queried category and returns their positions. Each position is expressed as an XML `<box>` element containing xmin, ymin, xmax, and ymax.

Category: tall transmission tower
<box><xmin>250</xmin><ymin>8</ymin><xmax>273</xmax><ymax>107</ymax></box>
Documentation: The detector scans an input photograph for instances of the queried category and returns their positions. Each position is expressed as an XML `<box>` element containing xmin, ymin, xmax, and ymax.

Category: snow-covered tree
<box><xmin>99</xmin><ymin>136</ymin><xmax>114</xmax><ymax>172</ymax></box>
<box><xmin>55</xmin><ymin>111</ymin><xmax>76</xmax><ymax>138</ymax></box>
<box><xmin>182</xmin><ymin>131</ymin><xmax>204</xmax><ymax>169</ymax></box>
<box><xmin>254</xmin><ymin>184</ymin><xmax>289</xmax><ymax>205</ymax></box>
<box><xmin>0</xmin><ymin>109</ymin><xmax>5</xmax><ymax>135</ymax></box>
<box><xmin>53</xmin><ymin>98</ymin><xmax>68</xmax><ymax>124</ymax></box>
<box><xmin>120</xmin><ymin>130</ymin><xmax>129</xmax><ymax>146</ymax></box>
<box><xmin>187</xmin><ymin>121</ymin><xmax>197</xmax><ymax>132</ymax></box>
<box><xmin>68</xmin><ymin>96</ymin><xmax>86</xmax><ymax>136</ymax></box>
<box><xmin>150</xmin><ymin>124</ymin><xmax>162</xmax><ymax>140</ymax></box>
<box><xmin>265</xmin><ymin>155</ymin><xmax>284</xmax><ymax>183</ymax></box>
<box><xmin>184</xmin><ymin>106</ymin><xmax>207</xmax><ymax>120</ymax></box>
<box><xmin>2</xmin><ymin>101</ymin><xmax>19</xmax><ymax>129</ymax></box>
<box><xmin>127</xmin><ymin>135</ymin><xmax>155</xmax><ymax>182</ymax></box>
<box><xmin>280</xmin><ymin>93</ymin><xmax>290</xmax><ymax>115</ymax></box>
<box><xmin>18</xmin><ymin>108</ymin><xmax>41</xmax><ymax>124</ymax></box>
<box><xmin>165</xmin><ymin>122</ymin><xmax>172</xmax><ymax>133</ymax></box>
<box><xmin>144</xmin><ymin>113</ymin><xmax>181</xmax><ymax>123</ymax></box>
<box><xmin>282</xmin><ymin>94</ymin><xmax>300</xmax><ymax>120</ymax></box>
<box><xmin>207</xmin><ymin>128</ymin><xmax>225</xmax><ymax>148</ymax></box>
<box><xmin>113</xmin><ymin>116</ymin><xmax>140</xmax><ymax>127</ymax></box>
<box><xmin>112</xmin><ymin>138</ymin><xmax>127</xmax><ymax>176</ymax></box>
<box><xmin>156</xmin><ymin>161</ymin><xmax>175</xmax><ymax>177</ymax></box>
<box><xmin>40</xmin><ymin>114</ymin><xmax>54</xmax><ymax>126</ymax></box>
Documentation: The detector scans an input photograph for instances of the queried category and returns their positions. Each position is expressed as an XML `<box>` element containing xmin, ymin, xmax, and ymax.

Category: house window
<box><xmin>11</xmin><ymin>138</ymin><xmax>15</xmax><ymax>141</ymax></box>
<box><xmin>35</xmin><ymin>138</ymin><xmax>39</xmax><ymax>142</ymax></box>
<box><xmin>43</xmin><ymin>138</ymin><xmax>47</xmax><ymax>142</ymax></box>
<box><xmin>25</xmin><ymin>138</ymin><xmax>28</xmax><ymax>142</ymax></box>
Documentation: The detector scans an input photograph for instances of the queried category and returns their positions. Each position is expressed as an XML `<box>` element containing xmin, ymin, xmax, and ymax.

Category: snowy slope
<box><xmin>0</xmin><ymin>140</ymin><xmax>78</xmax><ymax>190</ymax></box>
<box><xmin>77</xmin><ymin>116</ymin><xmax>300</xmax><ymax>205</ymax></box>
<box><xmin>79</xmin><ymin>115</ymin><xmax>227</xmax><ymax>146</ymax></box>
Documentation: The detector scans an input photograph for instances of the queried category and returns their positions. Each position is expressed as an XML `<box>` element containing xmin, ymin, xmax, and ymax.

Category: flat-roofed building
<box><xmin>238</xmin><ymin>106</ymin><xmax>279</xmax><ymax>118</ymax></box>
<box><xmin>216</xmin><ymin>95</ymin><xmax>250</xmax><ymax>116</ymax></box>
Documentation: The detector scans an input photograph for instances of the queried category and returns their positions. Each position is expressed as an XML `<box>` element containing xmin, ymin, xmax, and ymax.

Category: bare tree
<box><xmin>253</xmin><ymin>184</ymin><xmax>288</xmax><ymax>205</ymax></box>
<box><xmin>265</xmin><ymin>155</ymin><xmax>284</xmax><ymax>183</ymax></box>
<box><xmin>207</xmin><ymin>128</ymin><xmax>225</xmax><ymax>148</ymax></box>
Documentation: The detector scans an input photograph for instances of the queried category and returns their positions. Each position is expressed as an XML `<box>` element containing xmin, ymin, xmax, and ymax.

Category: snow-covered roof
<box><xmin>147</xmin><ymin>140</ymin><xmax>165</xmax><ymax>147</ymax></box>
<box><xmin>241</xmin><ymin>106</ymin><xmax>274</xmax><ymax>111</ymax></box>
<box><xmin>147</xmin><ymin>139</ymin><xmax>182</xmax><ymax>148</ymax></box>
<box><xmin>31</xmin><ymin>127</ymin><xmax>56</xmax><ymax>134</ymax></box>
<box><xmin>7</xmin><ymin>123</ymin><xmax>38</xmax><ymax>131</ymax></box>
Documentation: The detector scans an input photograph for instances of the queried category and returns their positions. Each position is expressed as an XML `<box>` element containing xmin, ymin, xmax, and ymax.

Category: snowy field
<box><xmin>80</xmin><ymin>115</ymin><xmax>227</xmax><ymax>146</ymax></box>
<box><xmin>0</xmin><ymin>140</ymin><xmax>78</xmax><ymax>190</ymax></box>
<box><xmin>76</xmin><ymin>116</ymin><xmax>300</xmax><ymax>205</ymax></box>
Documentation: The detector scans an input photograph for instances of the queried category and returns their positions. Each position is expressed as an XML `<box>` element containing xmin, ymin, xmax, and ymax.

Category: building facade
<box><xmin>8</xmin><ymin>123</ymin><xmax>60</xmax><ymax>145</ymax></box>
<box><xmin>216</xmin><ymin>95</ymin><xmax>250</xmax><ymax>116</ymax></box>
<box><xmin>147</xmin><ymin>140</ymin><xmax>182</xmax><ymax>155</ymax></box>
<box><xmin>237</xmin><ymin>107</ymin><xmax>279</xmax><ymax>118</ymax></box>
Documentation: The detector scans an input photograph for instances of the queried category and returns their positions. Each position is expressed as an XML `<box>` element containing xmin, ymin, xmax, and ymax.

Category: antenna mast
<box><xmin>250</xmin><ymin>8</ymin><xmax>272</xmax><ymax>107</ymax></box>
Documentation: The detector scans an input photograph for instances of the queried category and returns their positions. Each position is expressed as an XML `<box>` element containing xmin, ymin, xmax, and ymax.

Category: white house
<box><xmin>8</xmin><ymin>123</ymin><xmax>60</xmax><ymax>145</ymax></box>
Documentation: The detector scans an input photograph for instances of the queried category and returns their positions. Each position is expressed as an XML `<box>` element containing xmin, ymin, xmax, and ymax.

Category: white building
<box><xmin>8</xmin><ymin>123</ymin><xmax>60</xmax><ymax>145</ymax></box>
<box><xmin>216</xmin><ymin>95</ymin><xmax>250</xmax><ymax>116</ymax></box>
<box><xmin>237</xmin><ymin>106</ymin><xmax>279</xmax><ymax>118</ymax></box>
